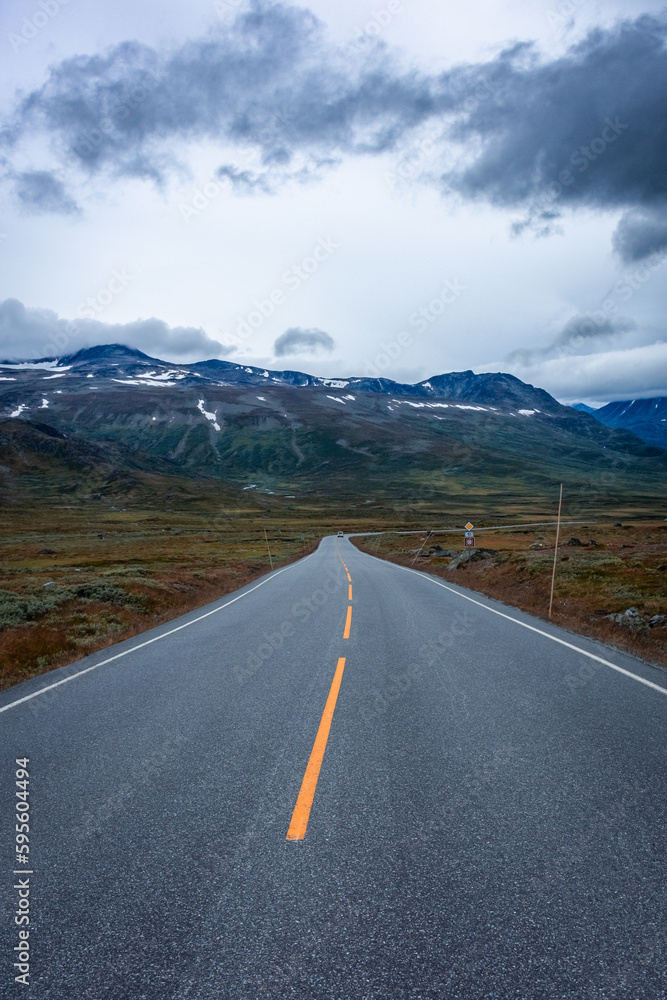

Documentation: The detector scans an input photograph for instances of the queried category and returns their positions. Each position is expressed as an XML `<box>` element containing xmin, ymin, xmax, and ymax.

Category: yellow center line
<box><xmin>343</xmin><ymin>604</ymin><xmax>352</xmax><ymax>638</ymax></box>
<box><xmin>348</xmin><ymin>584</ymin><xmax>352</xmax><ymax>600</ymax></box>
<box><xmin>347</xmin><ymin>572</ymin><xmax>351</xmax><ymax>582</ymax></box>
<box><xmin>286</xmin><ymin>657</ymin><xmax>347</xmax><ymax>841</ymax></box>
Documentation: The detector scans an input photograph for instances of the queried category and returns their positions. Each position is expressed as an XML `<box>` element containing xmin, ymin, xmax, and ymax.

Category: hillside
<box><xmin>1</xmin><ymin>345</ymin><xmax>665</xmax><ymax>518</ymax></box>
<box><xmin>590</xmin><ymin>398</ymin><xmax>667</xmax><ymax>450</ymax></box>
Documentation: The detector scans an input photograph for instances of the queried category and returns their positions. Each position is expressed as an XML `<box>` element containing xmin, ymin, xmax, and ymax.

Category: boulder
<box><xmin>447</xmin><ymin>548</ymin><xmax>497</xmax><ymax>569</ymax></box>
<box><xmin>566</xmin><ymin>537</ymin><xmax>583</xmax><ymax>546</ymax></box>
<box><xmin>606</xmin><ymin>607</ymin><xmax>646</xmax><ymax>629</ymax></box>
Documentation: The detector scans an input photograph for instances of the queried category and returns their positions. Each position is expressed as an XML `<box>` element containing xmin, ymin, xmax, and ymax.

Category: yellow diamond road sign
<box><xmin>465</xmin><ymin>522</ymin><xmax>473</xmax><ymax>531</ymax></box>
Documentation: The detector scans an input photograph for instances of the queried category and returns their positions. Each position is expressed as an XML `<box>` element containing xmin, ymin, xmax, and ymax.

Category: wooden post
<box><xmin>411</xmin><ymin>530</ymin><xmax>431</xmax><ymax>566</ymax></box>
<box><xmin>549</xmin><ymin>484</ymin><xmax>563</xmax><ymax>619</ymax></box>
<box><xmin>264</xmin><ymin>528</ymin><xmax>274</xmax><ymax>570</ymax></box>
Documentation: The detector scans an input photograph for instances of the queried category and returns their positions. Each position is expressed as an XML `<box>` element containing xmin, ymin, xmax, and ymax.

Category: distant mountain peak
<box><xmin>60</xmin><ymin>344</ymin><xmax>158</xmax><ymax>366</ymax></box>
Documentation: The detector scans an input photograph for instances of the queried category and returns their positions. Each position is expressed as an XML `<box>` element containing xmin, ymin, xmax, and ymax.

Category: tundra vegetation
<box><xmin>352</xmin><ymin>523</ymin><xmax>667</xmax><ymax>669</ymax></box>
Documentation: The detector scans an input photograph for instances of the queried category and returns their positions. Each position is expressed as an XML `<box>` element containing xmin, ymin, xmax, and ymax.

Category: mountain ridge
<box><xmin>588</xmin><ymin>397</ymin><xmax>667</xmax><ymax>450</ymax></box>
<box><xmin>0</xmin><ymin>343</ymin><xmax>566</xmax><ymax>415</ymax></box>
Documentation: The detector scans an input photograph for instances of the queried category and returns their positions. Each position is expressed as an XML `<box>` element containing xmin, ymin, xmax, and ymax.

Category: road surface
<box><xmin>1</xmin><ymin>535</ymin><xmax>666</xmax><ymax>999</ymax></box>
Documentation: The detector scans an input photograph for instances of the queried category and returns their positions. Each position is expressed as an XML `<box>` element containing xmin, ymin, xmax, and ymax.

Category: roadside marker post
<box><xmin>264</xmin><ymin>528</ymin><xmax>274</xmax><ymax>570</ymax></box>
<box><xmin>549</xmin><ymin>484</ymin><xmax>563</xmax><ymax>619</ymax></box>
<box><xmin>464</xmin><ymin>523</ymin><xmax>475</xmax><ymax>548</ymax></box>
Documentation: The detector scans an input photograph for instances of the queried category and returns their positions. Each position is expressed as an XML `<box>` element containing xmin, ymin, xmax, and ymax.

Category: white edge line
<box><xmin>0</xmin><ymin>553</ymin><xmax>316</xmax><ymax>715</ymax></box>
<box><xmin>375</xmin><ymin>556</ymin><xmax>667</xmax><ymax>697</ymax></box>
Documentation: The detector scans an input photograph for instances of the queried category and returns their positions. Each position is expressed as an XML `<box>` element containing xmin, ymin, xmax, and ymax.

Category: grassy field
<box><xmin>2</xmin><ymin>462</ymin><xmax>667</xmax><ymax>692</ymax></box>
<box><xmin>0</xmin><ymin>495</ymin><xmax>419</xmax><ymax>691</ymax></box>
<box><xmin>352</xmin><ymin>520</ymin><xmax>667</xmax><ymax>671</ymax></box>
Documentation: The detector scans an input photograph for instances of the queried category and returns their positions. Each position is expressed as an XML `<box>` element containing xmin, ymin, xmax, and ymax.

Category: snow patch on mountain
<box><xmin>198</xmin><ymin>400</ymin><xmax>221</xmax><ymax>431</ymax></box>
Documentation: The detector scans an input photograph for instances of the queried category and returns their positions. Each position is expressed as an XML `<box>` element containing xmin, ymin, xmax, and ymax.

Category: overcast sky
<box><xmin>1</xmin><ymin>0</ymin><xmax>666</xmax><ymax>404</ymax></box>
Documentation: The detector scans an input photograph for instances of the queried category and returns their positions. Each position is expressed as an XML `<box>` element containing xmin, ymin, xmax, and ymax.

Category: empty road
<box><xmin>1</xmin><ymin>535</ymin><xmax>666</xmax><ymax>999</ymax></box>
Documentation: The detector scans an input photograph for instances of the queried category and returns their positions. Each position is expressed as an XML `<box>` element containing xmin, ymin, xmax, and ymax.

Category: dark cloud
<box><xmin>612</xmin><ymin>207</ymin><xmax>667</xmax><ymax>262</ymax></box>
<box><xmin>4</xmin><ymin>1</ymin><xmax>448</xmax><ymax>196</ymax></box>
<box><xmin>274</xmin><ymin>326</ymin><xmax>334</xmax><ymax>356</ymax></box>
<box><xmin>216</xmin><ymin>164</ymin><xmax>274</xmax><ymax>193</ymax></box>
<box><xmin>508</xmin><ymin>314</ymin><xmax>636</xmax><ymax>364</ymax></box>
<box><xmin>0</xmin><ymin>298</ymin><xmax>231</xmax><ymax>362</ymax></box>
<box><xmin>3</xmin><ymin>1</ymin><xmax>667</xmax><ymax>253</ymax></box>
<box><xmin>14</xmin><ymin>171</ymin><xmax>79</xmax><ymax>214</ymax></box>
<box><xmin>440</xmin><ymin>14</ymin><xmax>667</xmax><ymax>239</ymax></box>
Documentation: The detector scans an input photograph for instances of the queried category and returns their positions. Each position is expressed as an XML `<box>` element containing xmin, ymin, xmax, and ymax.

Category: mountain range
<box><xmin>1</xmin><ymin>343</ymin><xmax>564</xmax><ymax>411</ymax></box>
<box><xmin>573</xmin><ymin>399</ymin><xmax>667</xmax><ymax>451</ymax></box>
<box><xmin>1</xmin><ymin>344</ymin><xmax>664</xmax><ymax>516</ymax></box>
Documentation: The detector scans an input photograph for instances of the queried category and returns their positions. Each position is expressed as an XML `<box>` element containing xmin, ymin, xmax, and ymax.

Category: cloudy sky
<box><xmin>1</xmin><ymin>0</ymin><xmax>666</xmax><ymax>404</ymax></box>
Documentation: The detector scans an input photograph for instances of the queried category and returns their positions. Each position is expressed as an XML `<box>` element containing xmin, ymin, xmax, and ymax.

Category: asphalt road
<box><xmin>1</xmin><ymin>535</ymin><xmax>667</xmax><ymax>999</ymax></box>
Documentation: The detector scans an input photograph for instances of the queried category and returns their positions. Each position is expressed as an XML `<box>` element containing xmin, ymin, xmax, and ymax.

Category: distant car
<box><xmin>337</xmin><ymin>531</ymin><xmax>344</xmax><ymax>537</ymax></box>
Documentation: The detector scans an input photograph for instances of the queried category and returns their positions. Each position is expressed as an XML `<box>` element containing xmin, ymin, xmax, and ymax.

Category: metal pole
<box><xmin>264</xmin><ymin>528</ymin><xmax>274</xmax><ymax>570</ymax></box>
<box><xmin>548</xmin><ymin>484</ymin><xmax>563</xmax><ymax>619</ymax></box>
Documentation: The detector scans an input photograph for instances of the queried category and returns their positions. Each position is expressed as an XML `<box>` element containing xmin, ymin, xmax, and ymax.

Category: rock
<box><xmin>566</xmin><ymin>537</ymin><xmax>582</xmax><ymax>546</ymax></box>
<box><xmin>447</xmin><ymin>548</ymin><xmax>496</xmax><ymax>569</ymax></box>
<box><xmin>614</xmin><ymin>522</ymin><xmax>623</xmax><ymax>527</ymax></box>
<box><xmin>38</xmin><ymin>548</ymin><xmax>56</xmax><ymax>555</ymax></box>
<box><xmin>649</xmin><ymin>615</ymin><xmax>667</xmax><ymax>628</ymax></box>
<box><xmin>606</xmin><ymin>607</ymin><xmax>646</xmax><ymax>629</ymax></box>
<box><xmin>529</xmin><ymin>542</ymin><xmax>544</xmax><ymax>549</ymax></box>
<box><xmin>587</xmin><ymin>539</ymin><xmax>598</xmax><ymax>547</ymax></box>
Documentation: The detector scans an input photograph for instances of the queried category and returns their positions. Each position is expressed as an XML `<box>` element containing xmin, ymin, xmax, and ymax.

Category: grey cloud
<box><xmin>216</xmin><ymin>164</ymin><xmax>274</xmax><ymax>193</ymax></box>
<box><xmin>612</xmin><ymin>207</ymin><xmax>667</xmax><ymax>262</ymax></box>
<box><xmin>508</xmin><ymin>314</ymin><xmax>636</xmax><ymax>364</ymax></box>
<box><xmin>15</xmin><ymin>171</ymin><xmax>79</xmax><ymax>214</ymax></box>
<box><xmin>4</xmin><ymin>3</ymin><xmax>444</xmax><ymax>186</ymax></box>
<box><xmin>454</xmin><ymin>17</ymin><xmax>667</xmax><ymax>200</ymax></box>
<box><xmin>0</xmin><ymin>298</ymin><xmax>231</xmax><ymax>362</ymax></box>
<box><xmin>274</xmin><ymin>326</ymin><xmax>335</xmax><ymax>356</ymax></box>
<box><xmin>442</xmin><ymin>15</ymin><xmax>667</xmax><ymax>236</ymax></box>
<box><xmin>3</xmin><ymin>1</ymin><xmax>667</xmax><ymax>253</ymax></box>
<box><xmin>504</xmin><ymin>342</ymin><xmax>667</xmax><ymax>403</ymax></box>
